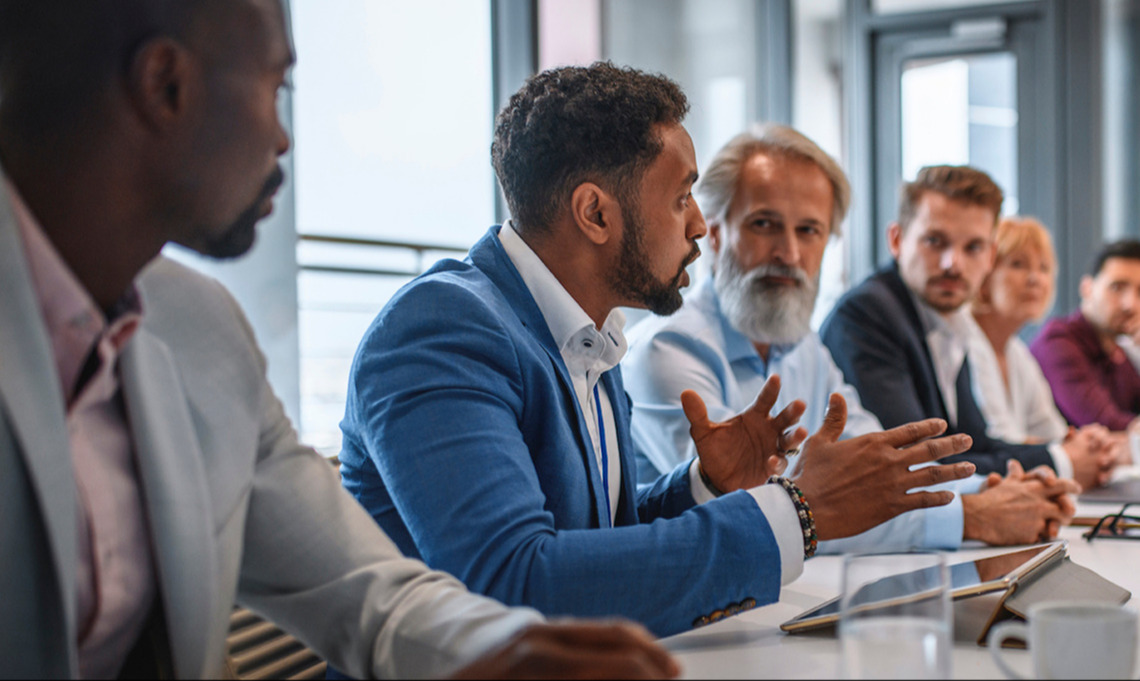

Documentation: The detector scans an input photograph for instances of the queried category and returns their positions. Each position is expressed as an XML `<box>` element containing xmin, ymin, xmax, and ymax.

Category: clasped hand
<box><xmin>1062</xmin><ymin>424</ymin><xmax>1119</xmax><ymax>489</ymax></box>
<box><xmin>966</xmin><ymin>460</ymin><xmax>1079</xmax><ymax>544</ymax></box>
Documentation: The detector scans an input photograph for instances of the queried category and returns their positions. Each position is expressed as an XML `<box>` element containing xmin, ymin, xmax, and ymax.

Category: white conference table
<box><xmin>663</xmin><ymin>501</ymin><xmax>1140</xmax><ymax>679</ymax></box>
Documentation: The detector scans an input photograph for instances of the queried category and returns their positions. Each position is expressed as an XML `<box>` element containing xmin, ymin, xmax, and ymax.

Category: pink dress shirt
<box><xmin>9</xmin><ymin>182</ymin><xmax>156</xmax><ymax>679</ymax></box>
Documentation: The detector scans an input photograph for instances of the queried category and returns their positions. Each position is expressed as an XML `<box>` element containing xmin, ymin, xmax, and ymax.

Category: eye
<box><xmin>922</xmin><ymin>235</ymin><xmax>945</xmax><ymax>249</ymax></box>
<box><xmin>797</xmin><ymin>224</ymin><xmax>823</xmax><ymax>238</ymax></box>
<box><xmin>966</xmin><ymin>241</ymin><xmax>988</xmax><ymax>255</ymax></box>
<box><xmin>680</xmin><ymin>192</ymin><xmax>692</xmax><ymax>209</ymax></box>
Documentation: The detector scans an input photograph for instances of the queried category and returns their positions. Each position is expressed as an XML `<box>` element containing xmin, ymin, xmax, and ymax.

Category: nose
<box><xmin>688</xmin><ymin>199</ymin><xmax>708</xmax><ymax>241</ymax></box>
<box><xmin>276</xmin><ymin>117</ymin><xmax>292</xmax><ymax>157</ymax></box>
<box><xmin>939</xmin><ymin>248</ymin><xmax>960</xmax><ymax>273</ymax></box>
<box><xmin>1123</xmin><ymin>288</ymin><xmax>1140</xmax><ymax>312</ymax></box>
<box><xmin>772</xmin><ymin>227</ymin><xmax>800</xmax><ymax>267</ymax></box>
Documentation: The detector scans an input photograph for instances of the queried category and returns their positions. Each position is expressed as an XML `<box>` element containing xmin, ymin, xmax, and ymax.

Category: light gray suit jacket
<box><xmin>0</xmin><ymin>182</ymin><xmax>538</xmax><ymax>679</ymax></box>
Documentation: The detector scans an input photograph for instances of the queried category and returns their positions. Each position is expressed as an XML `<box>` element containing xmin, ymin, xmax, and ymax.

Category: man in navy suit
<box><xmin>338</xmin><ymin>63</ymin><xmax>975</xmax><ymax>638</ymax></box>
<box><xmin>820</xmin><ymin>165</ymin><xmax>1110</xmax><ymax>483</ymax></box>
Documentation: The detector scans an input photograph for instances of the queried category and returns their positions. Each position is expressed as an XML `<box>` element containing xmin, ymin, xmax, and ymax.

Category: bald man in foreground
<box><xmin>0</xmin><ymin>1</ymin><xmax>677</xmax><ymax>678</ymax></box>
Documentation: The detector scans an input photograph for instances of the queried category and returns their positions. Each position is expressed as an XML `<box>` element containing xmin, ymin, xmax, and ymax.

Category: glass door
<box><xmin>868</xmin><ymin>9</ymin><xmax>1051</xmax><ymax>269</ymax></box>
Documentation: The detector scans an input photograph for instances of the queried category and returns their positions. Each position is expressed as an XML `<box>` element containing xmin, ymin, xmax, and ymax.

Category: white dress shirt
<box><xmin>963</xmin><ymin>315</ymin><xmax>1069</xmax><ymax>444</ymax></box>
<box><xmin>911</xmin><ymin>292</ymin><xmax>1071</xmax><ymax>476</ymax></box>
<box><xmin>910</xmin><ymin>292</ymin><xmax>972</xmax><ymax>427</ymax></box>
<box><xmin>497</xmin><ymin>223</ymin><xmax>623</xmax><ymax>524</ymax></box>
<box><xmin>497</xmin><ymin>224</ymin><xmax>803</xmax><ymax>580</ymax></box>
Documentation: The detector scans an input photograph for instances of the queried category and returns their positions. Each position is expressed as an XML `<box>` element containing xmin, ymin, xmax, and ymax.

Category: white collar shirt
<box><xmin>498</xmin><ymin>223</ymin><xmax>624</xmax><ymax>525</ymax></box>
<box><xmin>911</xmin><ymin>290</ymin><xmax>973</xmax><ymax>427</ymax></box>
<box><xmin>498</xmin><ymin>225</ymin><xmax>805</xmax><ymax>582</ymax></box>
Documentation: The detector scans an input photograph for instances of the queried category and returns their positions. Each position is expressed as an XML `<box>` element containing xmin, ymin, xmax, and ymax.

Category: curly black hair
<box><xmin>491</xmin><ymin>61</ymin><xmax>689</xmax><ymax>235</ymax></box>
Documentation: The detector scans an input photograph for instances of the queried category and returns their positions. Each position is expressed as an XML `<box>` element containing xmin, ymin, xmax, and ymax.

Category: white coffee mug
<box><xmin>988</xmin><ymin>601</ymin><xmax>1138</xmax><ymax>679</ymax></box>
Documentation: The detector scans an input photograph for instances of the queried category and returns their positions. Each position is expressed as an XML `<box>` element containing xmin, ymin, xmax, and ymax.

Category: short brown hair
<box><xmin>897</xmin><ymin>165</ymin><xmax>1003</xmax><ymax>232</ymax></box>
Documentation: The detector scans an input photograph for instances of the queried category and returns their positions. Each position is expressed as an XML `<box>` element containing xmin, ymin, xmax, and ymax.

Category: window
<box><xmin>901</xmin><ymin>51</ymin><xmax>1019</xmax><ymax>213</ymax></box>
<box><xmin>291</xmin><ymin>0</ymin><xmax>495</xmax><ymax>455</ymax></box>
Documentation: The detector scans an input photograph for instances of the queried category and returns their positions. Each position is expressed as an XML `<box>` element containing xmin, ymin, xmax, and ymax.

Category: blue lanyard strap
<box><xmin>593</xmin><ymin>383</ymin><xmax>612</xmax><ymax>527</ymax></box>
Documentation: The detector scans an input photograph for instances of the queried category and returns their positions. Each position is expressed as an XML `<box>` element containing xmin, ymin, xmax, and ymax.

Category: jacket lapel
<box><xmin>468</xmin><ymin>227</ymin><xmax>612</xmax><ymax>527</ymax></box>
<box><xmin>881</xmin><ymin>264</ymin><xmax>952</xmax><ymax>420</ymax></box>
<box><xmin>120</xmin><ymin>331</ymin><xmax>219</xmax><ymax>680</ymax></box>
<box><xmin>0</xmin><ymin>185</ymin><xmax>79</xmax><ymax>670</ymax></box>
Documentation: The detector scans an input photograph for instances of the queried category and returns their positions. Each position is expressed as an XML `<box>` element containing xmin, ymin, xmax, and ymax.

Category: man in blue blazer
<box><xmin>0</xmin><ymin>3</ymin><xmax>684</xmax><ymax>678</ymax></box>
<box><xmin>339</xmin><ymin>63</ymin><xmax>975</xmax><ymax>638</ymax></box>
<box><xmin>820</xmin><ymin>165</ymin><xmax>1106</xmax><ymax>480</ymax></box>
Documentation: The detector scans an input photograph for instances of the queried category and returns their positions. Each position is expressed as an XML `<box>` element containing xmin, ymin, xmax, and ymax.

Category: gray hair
<box><xmin>696</xmin><ymin>123</ymin><xmax>851</xmax><ymax>237</ymax></box>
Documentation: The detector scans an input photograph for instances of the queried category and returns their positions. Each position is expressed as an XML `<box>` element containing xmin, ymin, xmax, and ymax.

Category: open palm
<box><xmin>683</xmin><ymin>374</ymin><xmax>807</xmax><ymax>493</ymax></box>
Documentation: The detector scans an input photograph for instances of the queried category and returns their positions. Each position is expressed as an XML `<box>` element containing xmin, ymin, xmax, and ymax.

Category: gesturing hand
<box><xmin>683</xmin><ymin>375</ymin><xmax>807</xmax><ymax>493</ymax></box>
<box><xmin>790</xmin><ymin>393</ymin><xmax>976</xmax><ymax>540</ymax></box>
<box><xmin>450</xmin><ymin>620</ymin><xmax>680</xmax><ymax>680</ymax></box>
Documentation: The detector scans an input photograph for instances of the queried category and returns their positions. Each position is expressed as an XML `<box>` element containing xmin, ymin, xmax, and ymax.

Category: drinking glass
<box><xmin>839</xmin><ymin>552</ymin><xmax>952</xmax><ymax>679</ymax></box>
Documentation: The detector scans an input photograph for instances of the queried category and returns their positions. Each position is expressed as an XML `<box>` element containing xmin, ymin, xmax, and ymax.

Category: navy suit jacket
<box><xmin>338</xmin><ymin>226</ymin><xmax>785</xmax><ymax>637</ymax></box>
<box><xmin>819</xmin><ymin>263</ymin><xmax>1053</xmax><ymax>476</ymax></box>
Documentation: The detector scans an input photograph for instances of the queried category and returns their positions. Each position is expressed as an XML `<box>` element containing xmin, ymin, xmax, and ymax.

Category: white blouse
<box><xmin>965</xmin><ymin>315</ymin><xmax>1069</xmax><ymax>444</ymax></box>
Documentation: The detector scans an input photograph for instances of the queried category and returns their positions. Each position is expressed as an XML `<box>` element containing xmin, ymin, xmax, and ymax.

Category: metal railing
<box><xmin>298</xmin><ymin>234</ymin><xmax>469</xmax><ymax>278</ymax></box>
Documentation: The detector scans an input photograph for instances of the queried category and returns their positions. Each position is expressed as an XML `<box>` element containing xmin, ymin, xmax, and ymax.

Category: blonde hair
<box><xmin>974</xmin><ymin>216</ymin><xmax>1057</xmax><ymax>316</ymax></box>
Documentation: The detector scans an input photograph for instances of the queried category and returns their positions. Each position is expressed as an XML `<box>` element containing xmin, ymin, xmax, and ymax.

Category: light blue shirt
<box><xmin>624</xmin><ymin>277</ymin><xmax>985</xmax><ymax>553</ymax></box>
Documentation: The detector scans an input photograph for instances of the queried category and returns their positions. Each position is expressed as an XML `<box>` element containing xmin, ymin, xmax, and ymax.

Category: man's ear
<box><xmin>1079</xmin><ymin>275</ymin><xmax>1094</xmax><ymax>302</ymax></box>
<box><xmin>569</xmin><ymin>182</ymin><xmax>621</xmax><ymax>246</ymax></box>
<box><xmin>886</xmin><ymin>222</ymin><xmax>903</xmax><ymax>258</ymax></box>
<box><xmin>126</xmin><ymin>37</ymin><xmax>195</xmax><ymax>132</ymax></box>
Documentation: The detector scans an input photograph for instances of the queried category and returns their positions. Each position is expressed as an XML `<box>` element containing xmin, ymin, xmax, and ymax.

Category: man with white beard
<box><xmin>624</xmin><ymin>124</ymin><xmax>1078</xmax><ymax>550</ymax></box>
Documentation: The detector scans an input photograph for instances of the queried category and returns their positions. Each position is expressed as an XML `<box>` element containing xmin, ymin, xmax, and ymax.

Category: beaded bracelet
<box><xmin>768</xmin><ymin>476</ymin><xmax>817</xmax><ymax>558</ymax></box>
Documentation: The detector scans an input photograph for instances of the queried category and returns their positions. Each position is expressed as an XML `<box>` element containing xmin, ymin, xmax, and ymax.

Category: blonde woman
<box><xmin>968</xmin><ymin>217</ymin><xmax>1117</xmax><ymax>488</ymax></box>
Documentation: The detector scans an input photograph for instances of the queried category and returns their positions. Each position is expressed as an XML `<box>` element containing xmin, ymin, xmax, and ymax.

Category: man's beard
<box><xmin>713</xmin><ymin>245</ymin><xmax>818</xmax><ymax>346</ymax></box>
<box><xmin>922</xmin><ymin>274</ymin><xmax>969</xmax><ymax>313</ymax></box>
<box><xmin>199</xmin><ymin>165</ymin><xmax>285</xmax><ymax>260</ymax></box>
<box><xmin>612</xmin><ymin>203</ymin><xmax>699</xmax><ymax>316</ymax></box>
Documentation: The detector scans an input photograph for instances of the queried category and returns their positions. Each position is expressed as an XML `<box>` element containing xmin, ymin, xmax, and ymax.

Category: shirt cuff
<box><xmin>956</xmin><ymin>474</ymin><xmax>986</xmax><ymax>495</ymax></box>
<box><xmin>922</xmin><ymin>491</ymin><xmax>965</xmax><ymax>550</ymax></box>
<box><xmin>1048</xmin><ymin>441</ymin><xmax>1074</xmax><ymax>480</ymax></box>
<box><xmin>688</xmin><ymin>459</ymin><xmax>718</xmax><ymax>504</ymax></box>
<box><xmin>689</xmin><ymin>462</ymin><xmax>805</xmax><ymax>584</ymax></box>
<box><xmin>746</xmin><ymin>484</ymin><xmax>804</xmax><ymax>585</ymax></box>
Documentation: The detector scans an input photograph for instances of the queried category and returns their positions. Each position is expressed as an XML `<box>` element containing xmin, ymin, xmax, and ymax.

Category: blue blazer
<box><xmin>339</xmin><ymin>227</ymin><xmax>784</xmax><ymax>637</ymax></box>
<box><xmin>819</xmin><ymin>263</ymin><xmax>1053</xmax><ymax>476</ymax></box>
